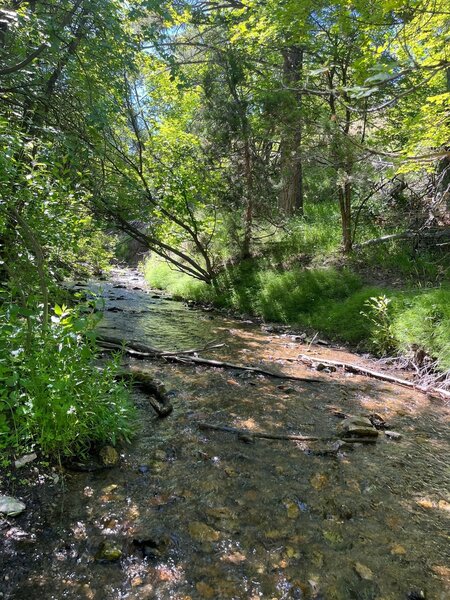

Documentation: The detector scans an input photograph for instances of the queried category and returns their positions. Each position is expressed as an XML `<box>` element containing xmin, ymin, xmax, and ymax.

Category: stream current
<box><xmin>1</xmin><ymin>268</ymin><xmax>449</xmax><ymax>599</ymax></box>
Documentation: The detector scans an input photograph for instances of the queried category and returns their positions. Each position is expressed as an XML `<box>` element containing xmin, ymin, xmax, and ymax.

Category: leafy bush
<box><xmin>0</xmin><ymin>303</ymin><xmax>135</xmax><ymax>459</ymax></box>
<box><xmin>360</xmin><ymin>295</ymin><xmax>396</xmax><ymax>355</ymax></box>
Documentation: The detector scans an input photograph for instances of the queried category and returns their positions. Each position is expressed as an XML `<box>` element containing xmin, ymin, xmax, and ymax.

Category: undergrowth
<box><xmin>0</xmin><ymin>302</ymin><xmax>135</xmax><ymax>460</ymax></box>
<box><xmin>144</xmin><ymin>257</ymin><xmax>450</xmax><ymax>372</ymax></box>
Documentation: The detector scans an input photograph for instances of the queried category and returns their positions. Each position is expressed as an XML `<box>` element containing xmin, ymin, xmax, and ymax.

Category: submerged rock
<box><xmin>407</xmin><ymin>591</ymin><xmax>426</xmax><ymax>600</ymax></box>
<box><xmin>189</xmin><ymin>521</ymin><xmax>220</xmax><ymax>542</ymax></box>
<box><xmin>338</xmin><ymin>417</ymin><xmax>378</xmax><ymax>438</ymax></box>
<box><xmin>237</xmin><ymin>432</ymin><xmax>255</xmax><ymax>444</ymax></box>
<box><xmin>133</xmin><ymin>532</ymin><xmax>171</xmax><ymax>560</ymax></box>
<box><xmin>0</xmin><ymin>496</ymin><xmax>26</xmax><ymax>516</ymax></box>
<box><xmin>99</xmin><ymin>446</ymin><xmax>119</xmax><ymax>466</ymax></box>
<box><xmin>385</xmin><ymin>430</ymin><xmax>402</xmax><ymax>441</ymax></box>
<box><xmin>354</xmin><ymin>562</ymin><xmax>374</xmax><ymax>580</ymax></box>
<box><xmin>96</xmin><ymin>539</ymin><xmax>122</xmax><ymax>561</ymax></box>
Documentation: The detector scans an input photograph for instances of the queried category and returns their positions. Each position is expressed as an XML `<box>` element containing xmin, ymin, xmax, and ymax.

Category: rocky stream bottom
<box><xmin>1</xmin><ymin>269</ymin><xmax>449</xmax><ymax>600</ymax></box>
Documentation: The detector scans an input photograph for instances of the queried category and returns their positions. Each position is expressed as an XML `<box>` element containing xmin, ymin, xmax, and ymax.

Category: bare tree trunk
<box><xmin>435</xmin><ymin>67</ymin><xmax>450</xmax><ymax>215</ymax></box>
<box><xmin>339</xmin><ymin>175</ymin><xmax>353</xmax><ymax>253</ymax></box>
<box><xmin>279</xmin><ymin>46</ymin><xmax>304</xmax><ymax>216</ymax></box>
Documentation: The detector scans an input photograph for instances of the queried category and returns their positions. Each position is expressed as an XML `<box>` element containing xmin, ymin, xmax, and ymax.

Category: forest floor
<box><xmin>1</xmin><ymin>269</ymin><xmax>449</xmax><ymax>600</ymax></box>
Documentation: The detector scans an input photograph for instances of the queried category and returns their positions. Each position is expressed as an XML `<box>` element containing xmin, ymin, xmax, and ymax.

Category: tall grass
<box><xmin>144</xmin><ymin>256</ymin><xmax>450</xmax><ymax>371</ymax></box>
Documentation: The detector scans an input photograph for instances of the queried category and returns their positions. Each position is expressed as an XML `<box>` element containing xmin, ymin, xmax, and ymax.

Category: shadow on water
<box><xmin>1</xmin><ymin>269</ymin><xmax>449</xmax><ymax>600</ymax></box>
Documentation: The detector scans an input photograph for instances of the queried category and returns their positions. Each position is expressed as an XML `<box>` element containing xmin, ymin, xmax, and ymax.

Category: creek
<box><xmin>1</xmin><ymin>268</ymin><xmax>449</xmax><ymax>600</ymax></box>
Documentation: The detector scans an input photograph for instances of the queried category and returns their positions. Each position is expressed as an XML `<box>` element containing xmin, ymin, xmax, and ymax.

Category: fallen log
<box><xmin>353</xmin><ymin>228</ymin><xmax>450</xmax><ymax>251</ymax></box>
<box><xmin>297</xmin><ymin>354</ymin><xmax>450</xmax><ymax>400</ymax></box>
<box><xmin>98</xmin><ymin>334</ymin><xmax>224</xmax><ymax>357</ymax></box>
<box><xmin>197</xmin><ymin>422</ymin><xmax>319</xmax><ymax>442</ymax></box>
<box><xmin>198</xmin><ymin>423</ymin><xmax>379</xmax><ymax>445</ymax></box>
<box><xmin>115</xmin><ymin>370</ymin><xmax>173</xmax><ymax>418</ymax></box>
<box><xmin>98</xmin><ymin>334</ymin><xmax>321</xmax><ymax>384</ymax></box>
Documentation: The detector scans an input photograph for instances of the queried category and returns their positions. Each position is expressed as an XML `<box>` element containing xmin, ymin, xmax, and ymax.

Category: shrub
<box><xmin>390</xmin><ymin>288</ymin><xmax>450</xmax><ymax>370</ymax></box>
<box><xmin>0</xmin><ymin>303</ymin><xmax>135</xmax><ymax>459</ymax></box>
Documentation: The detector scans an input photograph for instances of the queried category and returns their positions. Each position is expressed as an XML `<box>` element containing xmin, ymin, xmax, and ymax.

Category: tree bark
<box><xmin>241</xmin><ymin>136</ymin><xmax>253</xmax><ymax>259</ymax></box>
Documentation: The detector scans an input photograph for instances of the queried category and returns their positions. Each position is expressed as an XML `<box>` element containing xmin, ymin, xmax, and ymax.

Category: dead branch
<box><xmin>297</xmin><ymin>354</ymin><xmax>450</xmax><ymax>400</ymax></box>
<box><xmin>115</xmin><ymin>369</ymin><xmax>173</xmax><ymax>418</ymax></box>
<box><xmin>174</xmin><ymin>355</ymin><xmax>321</xmax><ymax>383</ymax></box>
<box><xmin>97</xmin><ymin>334</ymin><xmax>224</xmax><ymax>357</ymax></box>
<box><xmin>197</xmin><ymin>422</ymin><xmax>319</xmax><ymax>441</ymax></box>
<box><xmin>98</xmin><ymin>334</ymin><xmax>321</xmax><ymax>383</ymax></box>
<box><xmin>353</xmin><ymin>228</ymin><xmax>450</xmax><ymax>250</ymax></box>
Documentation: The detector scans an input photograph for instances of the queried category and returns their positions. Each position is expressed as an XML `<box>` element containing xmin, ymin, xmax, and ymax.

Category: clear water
<box><xmin>2</xmin><ymin>269</ymin><xmax>449</xmax><ymax>599</ymax></box>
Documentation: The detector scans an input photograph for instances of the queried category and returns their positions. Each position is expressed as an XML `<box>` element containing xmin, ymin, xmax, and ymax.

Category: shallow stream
<box><xmin>1</xmin><ymin>268</ymin><xmax>449</xmax><ymax>599</ymax></box>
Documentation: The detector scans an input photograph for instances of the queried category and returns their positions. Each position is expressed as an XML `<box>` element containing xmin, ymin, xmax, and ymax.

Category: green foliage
<box><xmin>145</xmin><ymin>255</ymin><xmax>450</xmax><ymax>371</ymax></box>
<box><xmin>256</xmin><ymin>268</ymin><xmax>362</xmax><ymax>322</ymax></box>
<box><xmin>360</xmin><ymin>295</ymin><xmax>396</xmax><ymax>354</ymax></box>
<box><xmin>0</xmin><ymin>303</ymin><xmax>135</xmax><ymax>458</ymax></box>
<box><xmin>390</xmin><ymin>288</ymin><xmax>450</xmax><ymax>370</ymax></box>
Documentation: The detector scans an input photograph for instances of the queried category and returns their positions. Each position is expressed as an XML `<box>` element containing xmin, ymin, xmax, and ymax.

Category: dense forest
<box><xmin>1</xmin><ymin>0</ymin><xmax>448</xmax><ymax>458</ymax></box>
<box><xmin>1</xmin><ymin>2</ymin><xmax>450</xmax><ymax>598</ymax></box>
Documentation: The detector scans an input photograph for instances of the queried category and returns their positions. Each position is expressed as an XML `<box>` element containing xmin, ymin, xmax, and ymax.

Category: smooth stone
<box><xmin>188</xmin><ymin>521</ymin><xmax>220</xmax><ymax>542</ymax></box>
<box><xmin>14</xmin><ymin>453</ymin><xmax>37</xmax><ymax>468</ymax></box>
<box><xmin>354</xmin><ymin>562</ymin><xmax>374</xmax><ymax>580</ymax></box>
<box><xmin>385</xmin><ymin>430</ymin><xmax>402</xmax><ymax>440</ymax></box>
<box><xmin>0</xmin><ymin>496</ymin><xmax>26</xmax><ymax>516</ymax></box>
<box><xmin>338</xmin><ymin>417</ymin><xmax>378</xmax><ymax>438</ymax></box>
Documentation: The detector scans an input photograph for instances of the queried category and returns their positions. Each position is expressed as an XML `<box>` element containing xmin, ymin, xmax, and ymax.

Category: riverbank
<box><xmin>143</xmin><ymin>257</ymin><xmax>450</xmax><ymax>381</ymax></box>
<box><xmin>1</xmin><ymin>268</ymin><xmax>450</xmax><ymax>599</ymax></box>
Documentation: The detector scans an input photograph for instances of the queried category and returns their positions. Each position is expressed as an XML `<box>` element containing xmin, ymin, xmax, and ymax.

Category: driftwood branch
<box><xmin>298</xmin><ymin>354</ymin><xmax>450</xmax><ymax>399</ymax></box>
<box><xmin>173</xmin><ymin>355</ymin><xmax>321</xmax><ymax>383</ymax></box>
<box><xmin>98</xmin><ymin>334</ymin><xmax>321</xmax><ymax>383</ymax></box>
<box><xmin>97</xmin><ymin>334</ymin><xmax>224</xmax><ymax>357</ymax></box>
<box><xmin>115</xmin><ymin>369</ymin><xmax>173</xmax><ymax>417</ymax></box>
<box><xmin>197</xmin><ymin>422</ymin><xmax>319</xmax><ymax>441</ymax></box>
<box><xmin>354</xmin><ymin>228</ymin><xmax>450</xmax><ymax>250</ymax></box>
<box><xmin>197</xmin><ymin>422</ymin><xmax>377</xmax><ymax>444</ymax></box>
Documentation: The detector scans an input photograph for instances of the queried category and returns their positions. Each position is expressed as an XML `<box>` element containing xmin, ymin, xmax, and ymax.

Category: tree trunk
<box><xmin>339</xmin><ymin>176</ymin><xmax>353</xmax><ymax>253</ymax></box>
<box><xmin>279</xmin><ymin>46</ymin><xmax>304</xmax><ymax>216</ymax></box>
<box><xmin>241</xmin><ymin>136</ymin><xmax>253</xmax><ymax>259</ymax></box>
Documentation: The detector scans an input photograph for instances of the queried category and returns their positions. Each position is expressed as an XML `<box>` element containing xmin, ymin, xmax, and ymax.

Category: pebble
<box><xmin>14</xmin><ymin>453</ymin><xmax>37</xmax><ymax>468</ymax></box>
<box><xmin>0</xmin><ymin>496</ymin><xmax>26</xmax><ymax>516</ymax></box>
<box><xmin>385</xmin><ymin>430</ymin><xmax>402</xmax><ymax>440</ymax></box>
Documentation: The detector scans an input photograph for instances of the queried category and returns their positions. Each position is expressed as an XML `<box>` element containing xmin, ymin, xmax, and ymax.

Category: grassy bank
<box><xmin>144</xmin><ymin>257</ymin><xmax>450</xmax><ymax>372</ymax></box>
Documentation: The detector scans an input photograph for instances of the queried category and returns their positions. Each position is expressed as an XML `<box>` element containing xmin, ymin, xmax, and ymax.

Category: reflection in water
<box><xmin>2</xmin><ymin>269</ymin><xmax>450</xmax><ymax>600</ymax></box>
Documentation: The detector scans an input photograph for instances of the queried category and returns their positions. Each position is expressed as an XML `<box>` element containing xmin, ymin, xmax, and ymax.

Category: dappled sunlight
<box><xmin>4</xmin><ymin>271</ymin><xmax>449</xmax><ymax>599</ymax></box>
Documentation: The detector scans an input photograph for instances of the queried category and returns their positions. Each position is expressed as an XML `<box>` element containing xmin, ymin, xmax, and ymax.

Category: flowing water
<box><xmin>1</xmin><ymin>269</ymin><xmax>449</xmax><ymax>600</ymax></box>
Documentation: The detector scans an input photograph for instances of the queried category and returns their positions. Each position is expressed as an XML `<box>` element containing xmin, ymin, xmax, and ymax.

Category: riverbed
<box><xmin>1</xmin><ymin>268</ymin><xmax>449</xmax><ymax>599</ymax></box>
